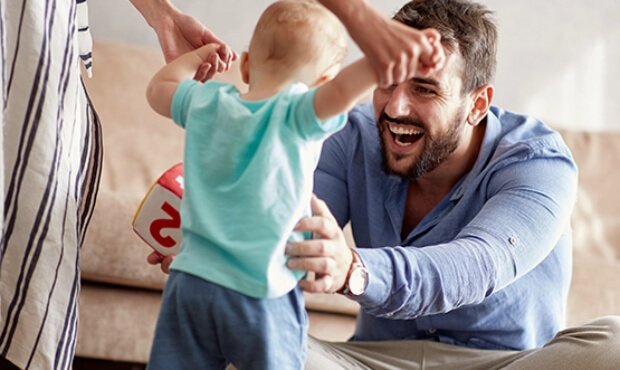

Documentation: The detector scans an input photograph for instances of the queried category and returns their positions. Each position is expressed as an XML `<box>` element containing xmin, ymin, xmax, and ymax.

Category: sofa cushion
<box><xmin>557</xmin><ymin>129</ymin><xmax>620</xmax><ymax>261</ymax></box>
<box><xmin>81</xmin><ymin>191</ymin><xmax>168</xmax><ymax>290</ymax></box>
<box><xmin>556</xmin><ymin>129</ymin><xmax>620</xmax><ymax>325</ymax></box>
<box><xmin>567</xmin><ymin>251</ymin><xmax>620</xmax><ymax>326</ymax></box>
<box><xmin>77</xmin><ymin>284</ymin><xmax>163</xmax><ymax>363</ymax></box>
<box><xmin>80</xmin><ymin>40</ymin><xmax>186</xmax><ymax>288</ymax></box>
<box><xmin>84</xmin><ymin>41</ymin><xmax>186</xmax><ymax>196</ymax></box>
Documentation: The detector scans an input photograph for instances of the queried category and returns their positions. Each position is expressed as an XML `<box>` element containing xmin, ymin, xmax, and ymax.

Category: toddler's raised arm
<box><xmin>146</xmin><ymin>43</ymin><xmax>229</xmax><ymax>118</ymax></box>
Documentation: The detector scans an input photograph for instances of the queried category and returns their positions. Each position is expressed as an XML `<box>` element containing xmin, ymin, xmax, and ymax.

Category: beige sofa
<box><xmin>75</xmin><ymin>40</ymin><xmax>620</xmax><ymax>365</ymax></box>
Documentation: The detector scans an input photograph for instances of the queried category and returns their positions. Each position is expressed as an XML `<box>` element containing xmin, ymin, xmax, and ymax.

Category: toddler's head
<box><xmin>246</xmin><ymin>0</ymin><xmax>348</xmax><ymax>86</ymax></box>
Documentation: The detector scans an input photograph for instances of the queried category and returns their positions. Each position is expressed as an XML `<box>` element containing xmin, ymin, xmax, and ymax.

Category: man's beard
<box><xmin>377</xmin><ymin>108</ymin><xmax>466</xmax><ymax>180</ymax></box>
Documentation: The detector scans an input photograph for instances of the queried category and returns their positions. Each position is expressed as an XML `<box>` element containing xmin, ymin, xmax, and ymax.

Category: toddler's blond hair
<box><xmin>249</xmin><ymin>0</ymin><xmax>348</xmax><ymax>81</ymax></box>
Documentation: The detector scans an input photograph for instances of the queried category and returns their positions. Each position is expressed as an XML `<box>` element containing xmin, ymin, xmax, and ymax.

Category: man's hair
<box><xmin>394</xmin><ymin>0</ymin><xmax>497</xmax><ymax>94</ymax></box>
<box><xmin>250</xmin><ymin>0</ymin><xmax>348</xmax><ymax>77</ymax></box>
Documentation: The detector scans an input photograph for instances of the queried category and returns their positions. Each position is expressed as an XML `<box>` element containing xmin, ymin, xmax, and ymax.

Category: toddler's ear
<box><xmin>311</xmin><ymin>74</ymin><xmax>334</xmax><ymax>87</ymax></box>
<box><xmin>240</xmin><ymin>52</ymin><xmax>250</xmax><ymax>85</ymax></box>
<box><xmin>312</xmin><ymin>63</ymin><xmax>341</xmax><ymax>87</ymax></box>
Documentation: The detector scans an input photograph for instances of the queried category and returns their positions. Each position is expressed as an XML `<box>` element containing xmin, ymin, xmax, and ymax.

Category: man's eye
<box><xmin>415</xmin><ymin>86</ymin><xmax>436</xmax><ymax>95</ymax></box>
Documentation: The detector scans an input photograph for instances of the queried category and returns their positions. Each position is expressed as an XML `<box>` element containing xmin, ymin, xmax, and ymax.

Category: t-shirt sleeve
<box><xmin>289</xmin><ymin>87</ymin><xmax>347</xmax><ymax>141</ymax></box>
<box><xmin>171</xmin><ymin>79</ymin><xmax>200</xmax><ymax>129</ymax></box>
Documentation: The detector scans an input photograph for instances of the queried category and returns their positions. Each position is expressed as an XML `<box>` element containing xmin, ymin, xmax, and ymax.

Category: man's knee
<box><xmin>588</xmin><ymin>315</ymin><xmax>620</xmax><ymax>340</ymax></box>
<box><xmin>554</xmin><ymin>316</ymin><xmax>620</xmax><ymax>358</ymax></box>
<box><xmin>558</xmin><ymin>315</ymin><xmax>620</xmax><ymax>339</ymax></box>
<box><xmin>594</xmin><ymin>315</ymin><xmax>620</xmax><ymax>330</ymax></box>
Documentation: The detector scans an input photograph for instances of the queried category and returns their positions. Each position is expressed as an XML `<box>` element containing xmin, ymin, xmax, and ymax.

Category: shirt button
<box><xmin>428</xmin><ymin>328</ymin><xmax>437</xmax><ymax>334</ymax></box>
<box><xmin>509</xmin><ymin>237</ymin><xmax>517</xmax><ymax>245</ymax></box>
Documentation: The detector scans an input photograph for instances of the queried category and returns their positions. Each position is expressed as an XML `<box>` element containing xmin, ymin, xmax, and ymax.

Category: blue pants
<box><xmin>147</xmin><ymin>270</ymin><xmax>308</xmax><ymax>370</ymax></box>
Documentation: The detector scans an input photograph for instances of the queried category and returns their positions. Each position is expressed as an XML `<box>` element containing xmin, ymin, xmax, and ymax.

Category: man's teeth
<box><xmin>389</xmin><ymin>125</ymin><xmax>424</xmax><ymax>136</ymax></box>
<box><xmin>389</xmin><ymin>124</ymin><xmax>423</xmax><ymax>146</ymax></box>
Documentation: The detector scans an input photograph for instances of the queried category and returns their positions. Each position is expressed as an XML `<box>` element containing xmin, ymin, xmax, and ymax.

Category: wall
<box><xmin>88</xmin><ymin>0</ymin><xmax>620</xmax><ymax>131</ymax></box>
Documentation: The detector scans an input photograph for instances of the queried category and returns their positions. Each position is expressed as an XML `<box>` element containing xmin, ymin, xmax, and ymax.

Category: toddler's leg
<box><xmin>147</xmin><ymin>271</ymin><xmax>229</xmax><ymax>370</ymax></box>
<box><xmin>219</xmin><ymin>287</ymin><xmax>308</xmax><ymax>370</ymax></box>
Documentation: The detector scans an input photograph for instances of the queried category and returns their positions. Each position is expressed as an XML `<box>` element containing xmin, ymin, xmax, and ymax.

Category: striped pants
<box><xmin>0</xmin><ymin>0</ymin><xmax>101</xmax><ymax>369</ymax></box>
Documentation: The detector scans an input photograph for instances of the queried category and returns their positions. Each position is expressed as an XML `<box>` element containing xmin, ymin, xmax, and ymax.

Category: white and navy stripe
<box><xmin>0</xmin><ymin>0</ymin><xmax>101</xmax><ymax>369</ymax></box>
<box><xmin>77</xmin><ymin>0</ymin><xmax>92</xmax><ymax>77</ymax></box>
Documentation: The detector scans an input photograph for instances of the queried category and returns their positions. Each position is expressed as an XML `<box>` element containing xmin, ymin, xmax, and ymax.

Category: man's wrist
<box><xmin>337</xmin><ymin>248</ymin><xmax>369</xmax><ymax>297</ymax></box>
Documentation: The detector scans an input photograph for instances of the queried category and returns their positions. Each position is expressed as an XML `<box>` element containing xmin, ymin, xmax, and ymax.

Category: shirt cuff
<box><xmin>350</xmin><ymin>247</ymin><xmax>397</xmax><ymax>317</ymax></box>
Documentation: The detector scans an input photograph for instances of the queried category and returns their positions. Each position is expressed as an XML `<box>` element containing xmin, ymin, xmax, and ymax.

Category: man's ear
<box><xmin>240</xmin><ymin>52</ymin><xmax>250</xmax><ymax>85</ymax></box>
<box><xmin>467</xmin><ymin>84</ymin><xmax>494</xmax><ymax>126</ymax></box>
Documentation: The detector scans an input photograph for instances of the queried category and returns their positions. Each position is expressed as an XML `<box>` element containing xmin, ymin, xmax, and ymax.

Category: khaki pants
<box><xmin>306</xmin><ymin>316</ymin><xmax>620</xmax><ymax>370</ymax></box>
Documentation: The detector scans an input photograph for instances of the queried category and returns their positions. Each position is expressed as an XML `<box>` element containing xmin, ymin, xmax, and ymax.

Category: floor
<box><xmin>73</xmin><ymin>357</ymin><xmax>146</xmax><ymax>370</ymax></box>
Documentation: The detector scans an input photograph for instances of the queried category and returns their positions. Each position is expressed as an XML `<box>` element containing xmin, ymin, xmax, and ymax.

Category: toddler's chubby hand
<box><xmin>147</xmin><ymin>251</ymin><xmax>175</xmax><ymax>274</ymax></box>
<box><xmin>417</xmin><ymin>29</ymin><xmax>446</xmax><ymax>77</ymax></box>
<box><xmin>193</xmin><ymin>44</ymin><xmax>234</xmax><ymax>83</ymax></box>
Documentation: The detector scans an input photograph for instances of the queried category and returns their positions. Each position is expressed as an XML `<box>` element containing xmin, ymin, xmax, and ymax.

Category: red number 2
<box><xmin>150</xmin><ymin>202</ymin><xmax>181</xmax><ymax>248</ymax></box>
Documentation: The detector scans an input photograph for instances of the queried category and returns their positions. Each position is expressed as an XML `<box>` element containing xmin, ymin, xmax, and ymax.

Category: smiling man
<box><xmin>285</xmin><ymin>0</ymin><xmax>620</xmax><ymax>368</ymax></box>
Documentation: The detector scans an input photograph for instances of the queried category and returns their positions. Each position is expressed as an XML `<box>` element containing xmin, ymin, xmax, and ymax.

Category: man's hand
<box><xmin>147</xmin><ymin>251</ymin><xmax>175</xmax><ymax>274</ymax></box>
<box><xmin>286</xmin><ymin>195</ymin><xmax>353</xmax><ymax>294</ymax></box>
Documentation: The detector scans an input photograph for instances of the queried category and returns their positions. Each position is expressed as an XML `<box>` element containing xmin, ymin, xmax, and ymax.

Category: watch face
<box><xmin>348</xmin><ymin>266</ymin><xmax>369</xmax><ymax>296</ymax></box>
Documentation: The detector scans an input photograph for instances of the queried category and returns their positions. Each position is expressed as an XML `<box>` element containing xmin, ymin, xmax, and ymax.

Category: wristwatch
<box><xmin>338</xmin><ymin>248</ymin><xmax>369</xmax><ymax>297</ymax></box>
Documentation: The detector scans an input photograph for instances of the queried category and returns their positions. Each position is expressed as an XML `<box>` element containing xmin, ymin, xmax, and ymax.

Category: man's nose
<box><xmin>384</xmin><ymin>84</ymin><xmax>413</xmax><ymax>118</ymax></box>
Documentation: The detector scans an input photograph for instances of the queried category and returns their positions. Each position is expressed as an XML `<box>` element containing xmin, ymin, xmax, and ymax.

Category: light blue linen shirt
<box><xmin>170</xmin><ymin>79</ymin><xmax>346</xmax><ymax>298</ymax></box>
<box><xmin>314</xmin><ymin>102</ymin><xmax>578</xmax><ymax>351</ymax></box>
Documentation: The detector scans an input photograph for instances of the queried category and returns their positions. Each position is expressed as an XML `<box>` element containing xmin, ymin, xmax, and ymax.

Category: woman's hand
<box><xmin>154</xmin><ymin>8</ymin><xmax>237</xmax><ymax>66</ymax></box>
<box><xmin>129</xmin><ymin>0</ymin><xmax>237</xmax><ymax>66</ymax></box>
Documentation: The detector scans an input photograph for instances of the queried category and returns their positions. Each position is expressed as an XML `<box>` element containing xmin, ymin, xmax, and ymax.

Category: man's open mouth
<box><xmin>388</xmin><ymin>123</ymin><xmax>424</xmax><ymax>147</ymax></box>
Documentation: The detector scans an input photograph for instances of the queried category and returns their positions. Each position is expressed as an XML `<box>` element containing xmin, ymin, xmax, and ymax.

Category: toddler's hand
<box><xmin>193</xmin><ymin>44</ymin><xmax>233</xmax><ymax>82</ymax></box>
<box><xmin>417</xmin><ymin>29</ymin><xmax>446</xmax><ymax>76</ymax></box>
<box><xmin>147</xmin><ymin>251</ymin><xmax>175</xmax><ymax>274</ymax></box>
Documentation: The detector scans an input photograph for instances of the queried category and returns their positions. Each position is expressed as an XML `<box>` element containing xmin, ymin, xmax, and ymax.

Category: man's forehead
<box><xmin>414</xmin><ymin>52</ymin><xmax>463</xmax><ymax>90</ymax></box>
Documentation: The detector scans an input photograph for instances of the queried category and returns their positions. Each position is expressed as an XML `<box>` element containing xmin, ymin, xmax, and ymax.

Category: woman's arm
<box><xmin>129</xmin><ymin>0</ymin><xmax>237</xmax><ymax>64</ymax></box>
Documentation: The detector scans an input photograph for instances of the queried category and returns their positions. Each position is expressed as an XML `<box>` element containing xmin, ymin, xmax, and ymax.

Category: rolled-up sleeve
<box><xmin>355</xmin><ymin>144</ymin><xmax>578</xmax><ymax>319</ymax></box>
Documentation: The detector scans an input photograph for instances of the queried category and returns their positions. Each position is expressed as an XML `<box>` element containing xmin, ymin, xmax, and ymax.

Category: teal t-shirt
<box><xmin>169</xmin><ymin>79</ymin><xmax>347</xmax><ymax>298</ymax></box>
